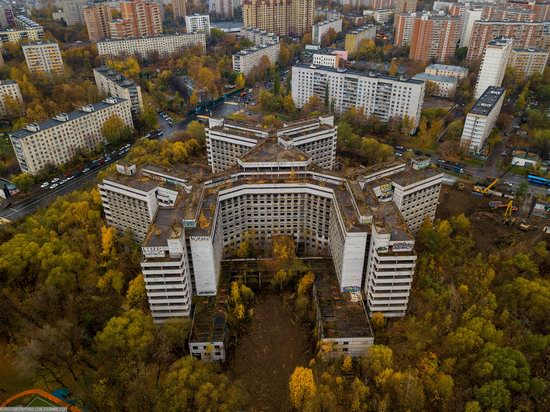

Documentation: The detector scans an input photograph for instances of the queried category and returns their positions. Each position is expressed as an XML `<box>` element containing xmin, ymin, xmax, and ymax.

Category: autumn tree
<box><xmin>289</xmin><ymin>366</ymin><xmax>317</xmax><ymax>409</ymax></box>
<box><xmin>101</xmin><ymin>114</ymin><xmax>133</xmax><ymax>145</ymax></box>
<box><xmin>388</xmin><ymin>59</ymin><xmax>398</xmax><ymax>76</ymax></box>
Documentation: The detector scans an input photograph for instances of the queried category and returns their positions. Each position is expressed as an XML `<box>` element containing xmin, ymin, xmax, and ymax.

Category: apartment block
<box><xmin>232</xmin><ymin>41</ymin><xmax>280</xmax><ymax>76</ymax></box>
<box><xmin>363</xmin><ymin>9</ymin><xmax>393</xmax><ymax>24</ymax></box>
<box><xmin>83</xmin><ymin>3</ymin><xmax>112</xmax><ymax>42</ymax></box>
<box><xmin>172</xmin><ymin>0</ymin><xmax>187</xmax><ymax>20</ymax></box>
<box><xmin>474</xmin><ymin>37</ymin><xmax>512</xmax><ymax>99</ymax></box>
<box><xmin>10</xmin><ymin>97</ymin><xmax>133</xmax><ymax>174</ymax></box>
<box><xmin>460</xmin><ymin>6</ymin><xmax>483</xmax><ymax>47</ymax></box>
<box><xmin>0</xmin><ymin>80</ymin><xmax>22</xmax><ymax>118</ymax></box>
<box><xmin>0</xmin><ymin>18</ymin><xmax>44</xmax><ymax>47</ymax></box>
<box><xmin>345</xmin><ymin>25</ymin><xmax>376</xmax><ymax>54</ymax></box>
<box><xmin>211</xmin><ymin>0</ymin><xmax>234</xmax><ymax>19</ymax></box>
<box><xmin>394</xmin><ymin>12</ymin><xmax>416</xmax><ymax>46</ymax></box>
<box><xmin>119</xmin><ymin>0</ymin><xmax>163</xmax><ymax>37</ymax></box>
<box><xmin>425</xmin><ymin>63</ymin><xmax>468</xmax><ymax>79</ymax></box>
<box><xmin>344</xmin><ymin>0</ymin><xmax>393</xmax><ymax>8</ymax></box>
<box><xmin>312</xmin><ymin>49</ymin><xmax>348</xmax><ymax>68</ymax></box>
<box><xmin>461</xmin><ymin>86</ymin><xmax>505</xmax><ymax>153</ymax></box>
<box><xmin>0</xmin><ymin>0</ymin><xmax>14</xmax><ymax>29</ymax></box>
<box><xmin>291</xmin><ymin>64</ymin><xmax>424</xmax><ymax>132</ymax></box>
<box><xmin>510</xmin><ymin>48</ymin><xmax>549</xmax><ymax>79</ymax></box>
<box><xmin>242</xmin><ymin>0</ymin><xmax>315</xmax><ymax>36</ymax></box>
<box><xmin>97</xmin><ymin>33</ymin><xmax>206</xmax><ymax>59</ymax></box>
<box><xmin>412</xmin><ymin>73</ymin><xmax>457</xmax><ymax>98</ymax></box>
<box><xmin>409</xmin><ymin>14</ymin><xmax>460</xmax><ymax>63</ymax></box>
<box><xmin>395</xmin><ymin>0</ymin><xmax>416</xmax><ymax>13</ymax></box>
<box><xmin>312</xmin><ymin>18</ymin><xmax>343</xmax><ymax>46</ymax></box>
<box><xmin>94</xmin><ymin>66</ymin><xmax>144</xmax><ymax>115</ymax></box>
<box><xmin>206</xmin><ymin>116</ymin><xmax>337</xmax><ymax>172</ymax></box>
<box><xmin>466</xmin><ymin>21</ymin><xmax>544</xmax><ymax>63</ymax></box>
<box><xmin>22</xmin><ymin>41</ymin><xmax>64</xmax><ymax>75</ymax></box>
<box><xmin>61</xmin><ymin>0</ymin><xmax>87</xmax><ymax>26</ymax></box>
<box><xmin>185</xmin><ymin>14</ymin><xmax>211</xmax><ymax>34</ymax></box>
<box><xmin>240</xmin><ymin>27</ymin><xmax>279</xmax><ymax>46</ymax></box>
<box><xmin>109</xmin><ymin>19</ymin><xmax>134</xmax><ymax>39</ymax></box>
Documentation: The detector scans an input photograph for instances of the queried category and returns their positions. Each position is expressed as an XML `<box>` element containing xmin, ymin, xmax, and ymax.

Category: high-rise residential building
<box><xmin>109</xmin><ymin>19</ymin><xmax>134</xmax><ymax>39</ymax></box>
<box><xmin>10</xmin><ymin>97</ymin><xmax>133</xmax><ymax>174</ymax></box>
<box><xmin>0</xmin><ymin>0</ymin><xmax>14</xmax><ymax>29</ymax></box>
<box><xmin>291</xmin><ymin>64</ymin><xmax>425</xmax><ymax>132</ymax></box>
<box><xmin>0</xmin><ymin>80</ymin><xmax>23</xmax><ymax>118</ymax></box>
<box><xmin>206</xmin><ymin>116</ymin><xmax>337</xmax><ymax>172</ymax></box>
<box><xmin>466</xmin><ymin>20</ymin><xmax>545</xmax><ymax>63</ymax></box>
<box><xmin>394</xmin><ymin>0</ymin><xmax>416</xmax><ymax>13</ymax></box>
<box><xmin>474</xmin><ymin>37</ymin><xmax>512</xmax><ymax>99</ymax></box>
<box><xmin>83</xmin><ymin>3</ymin><xmax>112</xmax><ymax>42</ymax></box>
<box><xmin>94</xmin><ymin>66</ymin><xmax>144</xmax><ymax>115</ymax></box>
<box><xmin>240</xmin><ymin>27</ymin><xmax>279</xmax><ymax>46</ymax></box>
<box><xmin>211</xmin><ymin>0</ymin><xmax>234</xmax><ymax>19</ymax></box>
<box><xmin>97</xmin><ymin>33</ymin><xmax>206</xmax><ymax>58</ymax></box>
<box><xmin>120</xmin><ymin>0</ymin><xmax>163</xmax><ymax>37</ymax></box>
<box><xmin>172</xmin><ymin>0</ymin><xmax>187</xmax><ymax>20</ymax></box>
<box><xmin>99</xmin><ymin>134</ymin><xmax>443</xmax><ymax>322</ymax></box>
<box><xmin>510</xmin><ymin>47</ymin><xmax>549</xmax><ymax>79</ymax></box>
<box><xmin>461</xmin><ymin>86</ymin><xmax>505</xmax><ymax>153</ymax></box>
<box><xmin>61</xmin><ymin>0</ymin><xmax>87</xmax><ymax>26</ymax></box>
<box><xmin>460</xmin><ymin>6</ymin><xmax>483</xmax><ymax>47</ymax></box>
<box><xmin>232</xmin><ymin>42</ymin><xmax>280</xmax><ymax>76</ymax></box>
<box><xmin>409</xmin><ymin>13</ymin><xmax>460</xmax><ymax>63</ymax></box>
<box><xmin>0</xmin><ymin>20</ymin><xmax>44</xmax><ymax>46</ymax></box>
<box><xmin>22</xmin><ymin>41</ymin><xmax>64</xmax><ymax>76</ymax></box>
<box><xmin>425</xmin><ymin>63</ymin><xmax>468</xmax><ymax>79</ymax></box>
<box><xmin>185</xmin><ymin>14</ymin><xmax>211</xmax><ymax>33</ymax></box>
<box><xmin>394</xmin><ymin>12</ymin><xmax>416</xmax><ymax>46</ymax></box>
<box><xmin>312</xmin><ymin>18</ymin><xmax>343</xmax><ymax>45</ymax></box>
<box><xmin>345</xmin><ymin>25</ymin><xmax>376</xmax><ymax>54</ymax></box>
<box><xmin>242</xmin><ymin>0</ymin><xmax>315</xmax><ymax>36</ymax></box>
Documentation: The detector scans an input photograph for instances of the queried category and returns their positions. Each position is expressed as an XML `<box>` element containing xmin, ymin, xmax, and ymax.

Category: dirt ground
<box><xmin>437</xmin><ymin>185</ymin><xmax>547</xmax><ymax>254</ymax></box>
<box><xmin>229</xmin><ymin>294</ymin><xmax>311</xmax><ymax>412</ymax></box>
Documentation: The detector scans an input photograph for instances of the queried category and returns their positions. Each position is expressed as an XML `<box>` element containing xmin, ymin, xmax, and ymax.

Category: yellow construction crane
<box><xmin>502</xmin><ymin>201</ymin><xmax>516</xmax><ymax>225</ymax></box>
<box><xmin>475</xmin><ymin>163</ymin><xmax>516</xmax><ymax>195</ymax></box>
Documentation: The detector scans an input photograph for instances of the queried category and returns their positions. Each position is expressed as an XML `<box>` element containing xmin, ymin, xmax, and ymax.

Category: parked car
<box><xmin>51</xmin><ymin>177</ymin><xmax>60</xmax><ymax>183</ymax></box>
<box><xmin>40</xmin><ymin>182</ymin><xmax>49</xmax><ymax>188</ymax></box>
<box><xmin>50</xmin><ymin>183</ymin><xmax>59</xmax><ymax>189</ymax></box>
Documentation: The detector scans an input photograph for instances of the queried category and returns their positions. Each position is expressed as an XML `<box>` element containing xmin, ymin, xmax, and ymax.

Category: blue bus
<box><xmin>527</xmin><ymin>174</ymin><xmax>550</xmax><ymax>186</ymax></box>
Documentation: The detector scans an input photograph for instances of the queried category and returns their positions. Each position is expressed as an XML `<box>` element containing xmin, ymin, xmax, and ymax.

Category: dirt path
<box><xmin>229</xmin><ymin>294</ymin><xmax>310</xmax><ymax>412</ymax></box>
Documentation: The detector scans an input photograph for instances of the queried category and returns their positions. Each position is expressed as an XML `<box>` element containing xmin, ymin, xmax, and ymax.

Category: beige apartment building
<box><xmin>172</xmin><ymin>0</ymin><xmax>187</xmax><ymax>20</ymax></box>
<box><xmin>119</xmin><ymin>0</ymin><xmax>163</xmax><ymax>37</ymax></box>
<box><xmin>9</xmin><ymin>97</ymin><xmax>133</xmax><ymax>175</ymax></box>
<box><xmin>242</xmin><ymin>0</ymin><xmax>315</xmax><ymax>36</ymax></box>
<box><xmin>510</xmin><ymin>48</ymin><xmax>549</xmax><ymax>79</ymax></box>
<box><xmin>22</xmin><ymin>41</ymin><xmax>64</xmax><ymax>75</ymax></box>
<box><xmin>345</xmin><ymin>25</ymin><xmax>376</xmax><ymax>54</ymax></box>
<box><xmin>0</xmin><ymin>79</ymin><xmax>22</xmax><ymax>118</ymax></box>
<box><xmin>83</xmin><ymin>3</ymin><xmax>112</xmax><ymax>42</ymax></box>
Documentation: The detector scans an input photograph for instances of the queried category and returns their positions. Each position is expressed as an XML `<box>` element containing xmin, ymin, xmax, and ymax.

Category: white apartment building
<box><xmin>97</xmin><ymin>33</ymin><xmax>207</xmax><ymax>59</ymax></box>
<box><xmin>240</xmin><ymin>27</ymin><xmax>279</xmax><ymax>46</ymax></box>
<box><xmin>94</xmin><ymin>66</ymin><xmax>144</xmax><ymax>116</ymax></box>
<box><xmin>312</xmin><ymin>18</ymin><xmax>343</xmax><ymax>45</ymax></box>
<box><xmin>185</xmin><ymin>14</ymin><xmax>211</xmax><ymax>34</ymax></box>
<box><xmin>206</xmin><ymin>116</ymin><xmax>338</xmax><ymax>172</ymax></box>
<box><xmin>460</xmin><ymin>7</ymin><xmax>482</xmax><ymax>48</ymax></box>
<box><xmin>363</xmin><ymin>9</ymin><xmax>393</xmax><ymax>24</ymax></box>
<box><xmin>425</xmin><ymin>63</ymin><xmax>468</xmax><ymax>79</ymax></box>
<box><xmin>232</xmin><ymin>41</ymin><xmax>280</xmax><ymax>76</ymax></box>
<box><xmin>474</xmin><ymin>37</ymin><xmax>513</xmax><ymax>99</ymax></box>
<box><xmin>22</xmin><ymin>41</ymin><xmax>64</xmax><ymax>75</ymax></box>
<box><xmin>10</xmin><ymin>97</ymin><xmax>133</xmax><ymax>174</ymax></box>
<box><xmin>345</xmin><ymin>25</ymin><xmax>376</xmax><ymax>54</ymax></box>
<box><xmin>0</xmin><ymin>80</ymin><xmax>22</xmax><ymax>118</ymax></box>
<box><xmin>291</xmin><ymin>64</ymin><xmax>425</xmax><ymax>132</ymax></box>
<box><xmin>312</xmin><ymin>50</ymin><xmax>341</xmax><ymax>68</ymax></box>
<box><xmin>461</xmin><ymin>86</ymin><xmax>505</xmax><ymax>153</ymax></box>
<box><xmin>412</xmin><ymin>73</ymin><xmax>458</xmax><ymax>98</ymax></box>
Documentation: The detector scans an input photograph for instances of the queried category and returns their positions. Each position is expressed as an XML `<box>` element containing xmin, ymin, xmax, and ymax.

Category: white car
<box><xmin>59</xmin><ymin>179</ymin><xmax>68</xmax><ymax>185</ymax></box>
<box><xmin>50</xmin><ymin>183</ymin><xmax>59</xmax><ymax>189</ymax></box>
<box><xmin>67</xmin><ymin>175</ymin><xmax>75</xmax><ymax>180</ymax></box>
<box><xmin>51</xmin><ymin>177</ymin><xmax>60</xmax><ymax>183</ymax></box>
<box><xmin>40</xmin><ymin>182</ymin><xmax>49</xmax><ymax>188</ymax></box>
<box><xmin>83</xmin><ymin>167</ymin><xmax>90</xmax><ymax>173</ymax></box>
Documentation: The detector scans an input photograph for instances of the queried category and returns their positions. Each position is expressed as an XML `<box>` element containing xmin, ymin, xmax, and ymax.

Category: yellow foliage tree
<box><xmin>235</xmin><ymin>73</ymin><xmax>245</xmax><ymax>89</ymax></box>
<box><xmin>342</xmin><ymin>355</ymin><xmax>353</xmax><ymax>373</ymax></box>
<box><xmin>101</xmin><ymin>225</ymin><xmax>117</xmax><ymax>261</ymax></box>
<box><xmin>297</xmin><ymin>271</ymin><xmax>315</xmax><ymax>296</ymax></box>
<box><xmin>388</xmin><ymin>59</ymin><xmax>399</xmax><ymax>76</ymax></box>
<box><xmin>289</xmin><ymin>366</ymin><xmax>317</xmax><ymax>409</ymax></box>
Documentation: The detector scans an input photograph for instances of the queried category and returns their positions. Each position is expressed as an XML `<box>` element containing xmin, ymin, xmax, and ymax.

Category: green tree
<box><xmin>11</xmin><ymin>173</ymin><xmax>34</xmax><ymax>192</ymax></box>
<box><xmin>186</xmin><ymin>120</ymin><xmax>206</xmax><ymax>145</ymax></box>
<box><xmin>101</xmin><ymin>114</ymin><xmax>133</xmax><ymax>145</ymax></box>
<box><xmin>474</xmin><ymin>380</ymin><xmax>511</xmax><ymax>411</ymax></box>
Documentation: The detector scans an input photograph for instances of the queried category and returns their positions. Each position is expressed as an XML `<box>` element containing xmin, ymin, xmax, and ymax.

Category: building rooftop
<box><xmin>470</xmin><ymin>86</ymin><xmax>505</xmax><ymax>116</ymax></box>
<box><xmin>512</xmin><ymin>150</ymin><xmax>540</xmax><ymax>161</ymax></box>
<box><xmin>294</xmin><ymin>63</ymin><xmax>425</xmax><ymax>85</ymax></box>
<box><xmin>94</xmin><ymin>66</ymin><xmax>138</xmax><ymax>89</ymax></box>
<box><xmin>412</xmin><ymin>72</ymin><xmax>458</xmax><ymax>84</ymax></box>
<box><xmin>426</xmin><ymin>63</ymin><xmax>468</xmax><ymax>73</ymax></box>
<box><xmin>348</xmin><ymin>24</ymin><xmax>375</xmax><ymax>35</ymax></box>
<box><xmin>10</xmin><ymin>97</ymin><xmax>128</xmax><ymax>139</ymax></box>
<box><xmin>234</xmin><ymin>41</ymin><xmax>279</xmax><ymax>56</ymax></box>
<box><xmin>238</xmin><ymin>139</ymin><xmax>312</xmax><ymax>164</ymax></box>
<box><xmin>487</xmin><ymin>37</ymin><xmax>513</xmax><ymax>47</ymax></box>
<box><xmin>0</xmin><ymin>79</ymin><xmax>17</xmax><ymax>86</ymax></box>
<box><xmin>22</xmin><ymin>40</ymin><xmax>57</xmax><ymax>47</ymax></box>
<box><xmin>315</xmin><ymin>268</ymin><xmax>374</xmax><ymax>339</ymax></box>
<box><xmin>98</xmin><ymin>32</ymin><xmax>205</xmax><ymax>43</ymax></box>
<box><xmin>513</xmin><ymin>47</ymin><xmax>548</xmax><ymax>54</ymax></box>
<box><xmin>314</xmin><ymin>18</ymin><xmax>343</xmax><ymax>27</ymax></box>
<box><xmin>189</xmin><ymin>278</ymin><xmax>229</xmax><ymax>344</ymax></box>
